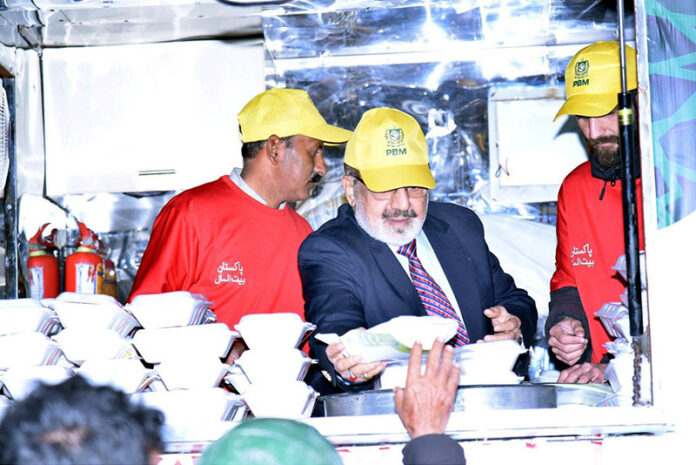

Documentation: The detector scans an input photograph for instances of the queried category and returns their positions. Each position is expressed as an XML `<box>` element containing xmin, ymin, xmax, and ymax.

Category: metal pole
<box><xmin>616</xmin><ymin>0</ymin><xmax>644</xmax><ymax>405</ymax></box>
<box><xmin>2</xmin><ymin>77</ymin><xmax>18</xmax><ymax>299</ymax></box>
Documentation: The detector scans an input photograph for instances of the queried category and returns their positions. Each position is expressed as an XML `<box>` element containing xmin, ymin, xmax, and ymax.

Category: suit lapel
<box><xmin>366</xmin><ymin>237</ymin><xmax>423</xmax><ymax>313</ymax></box>
<box><xmin>422</xmin><ymin>215</ymin><xmax>479</xmax><ymax>322</ymax></box>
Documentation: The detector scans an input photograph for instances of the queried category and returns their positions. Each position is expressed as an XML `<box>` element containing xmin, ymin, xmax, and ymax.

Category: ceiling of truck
<box><xmin>0</xmin><ymin>0</ymin><xmax>267</xmax><ymax>48</ymax></box>
<box><xmin>0</xmin><ymin>0</ymin><xmax>633</xmax><ymax>49</ymax></box>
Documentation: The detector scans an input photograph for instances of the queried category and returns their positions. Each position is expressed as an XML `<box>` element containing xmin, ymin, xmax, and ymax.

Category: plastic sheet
<box><xmin>265</xmin><ymin>0</ymin><xmax>632</xmax><ymax>222</ymax></box>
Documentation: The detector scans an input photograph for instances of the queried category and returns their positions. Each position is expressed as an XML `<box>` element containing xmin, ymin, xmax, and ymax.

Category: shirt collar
<box><xmin>229</xmin><ymin>168</ymin><xmax>286</xmax><ymax>210</ymax></box>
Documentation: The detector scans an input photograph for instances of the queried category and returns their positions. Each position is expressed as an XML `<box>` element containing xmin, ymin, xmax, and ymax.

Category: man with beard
<box><xmin>298</xmin><ymin>107</ymin><xmax>536</xmax><ymax>390</ymax></box>
<box><xmin>545</xmin><ymin>41</ymin><xmax>644</xmax><ymax>383</ymax></box>
<box><xmin>130</xmin><ymin>88</ymin><xmax>352</xmax><ymax>363</ymax></box>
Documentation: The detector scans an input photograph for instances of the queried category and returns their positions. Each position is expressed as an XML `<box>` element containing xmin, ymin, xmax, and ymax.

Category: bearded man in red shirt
<box><xmin>546</xmin><ymin>41</ymin><xmax>644</xmax><ymax>384</ymax></box>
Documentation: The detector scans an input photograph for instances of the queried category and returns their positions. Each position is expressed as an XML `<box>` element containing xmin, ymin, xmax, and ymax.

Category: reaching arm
<box><xmin>396</xmin><ymin>339</ymin><xmax>466</xmax><ymax>465</ymax></box>
<box><xmin>299</xmin><ymin>234</ymin><xmax>385</xmax><ymax>390</ymax></box>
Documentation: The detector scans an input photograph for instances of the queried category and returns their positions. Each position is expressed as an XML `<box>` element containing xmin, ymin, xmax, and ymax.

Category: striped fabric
<box><xmin>397</xmin><ymin>239</ymin><xmax>470</xmax><ymax>346</ymax></box>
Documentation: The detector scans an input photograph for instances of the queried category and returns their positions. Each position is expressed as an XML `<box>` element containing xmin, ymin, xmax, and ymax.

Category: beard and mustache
<box><xmin>587</xmin><ymin>135</ymin><xmax>621</xmax><ymax>169</ymax></box>
<box><xmin>354</xmin><ymin>197</ymin><xmax>427</xmax><ymax>246</ymax></box>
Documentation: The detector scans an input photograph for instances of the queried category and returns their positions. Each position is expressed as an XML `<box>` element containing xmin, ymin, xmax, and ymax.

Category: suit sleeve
<box><xmin>487</xmin><ymin>246</ymin><xmax>538</xmax><ymax>346</ymax></box>
<box><xmin>402</xmin><ymin>434</ymin><xmax>466</xmax><ymax>465</ymax></box>
<box><xmin>470</xmin><ymin>208</ymin><xmax>536</xmax><ymax>345</ymax></box>
<box><xmin>298</xmin><ymin>234</ymin><xmax>374</xmax><ymax>390</ymax></box>
<box><xmin>128</xmin><ymin>201</ymin><xmax>199</xmax><ymax>301</ymax></box>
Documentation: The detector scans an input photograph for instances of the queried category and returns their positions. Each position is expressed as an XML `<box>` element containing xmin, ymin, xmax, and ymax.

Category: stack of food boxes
<box><xmin>0</xmin><ymin>298</ymin><xmax>67</xmax><ymax>410</ymax></box>
<box><xmin>126</xmin><ymin>291</ymin><xmax>246</xmax><ymax>441</ymax></box>
<box><xmin>47</xmin><ymin>293</ymin><xmax>144</xmax><ymax>392</ymax></box>
<box><xmin>229</xmin><ymin>313</ymin><xmax>318</xmax><ymax>419</ymax></box>
<box><xmin>0</xmin><ymin>291</ymin><xmax>248</xmax><ymax>442</ymax></box>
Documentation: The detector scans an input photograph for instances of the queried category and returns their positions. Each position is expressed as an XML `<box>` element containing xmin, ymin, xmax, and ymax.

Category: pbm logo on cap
<box><xmin>384</xmin><ymin>127</ymin><xmax>406</xmax><ymax>156</ymax></box>
<box><xmin>573</xmin><ymin>59</ymin><xmax>590</xmax><ymax>88</ymax></box>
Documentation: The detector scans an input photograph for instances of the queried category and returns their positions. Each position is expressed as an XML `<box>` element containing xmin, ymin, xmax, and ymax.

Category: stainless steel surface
<box><xmin>275</xmin><ymin>1</ymin><xmax>634</xmax><ymax>230</ymax></box>
<box><xmin>319</xmin><ymin>385</ymin><xmax>558</xmax><ymax>417</ymax></box>
<box><xmin>553</xmin><ymin>383</ymin><xmax>615</xmax><ymax>407</ymax></box>
<box><xmin>0</xmin><ymin>1</ymin><xmax>263</xmax><ymax>48</ymax></box>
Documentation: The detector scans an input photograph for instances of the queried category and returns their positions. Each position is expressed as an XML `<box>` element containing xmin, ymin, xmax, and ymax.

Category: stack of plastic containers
<box><xmin>229</xmin><ymin>313</ymin><xmax>317</xmax><ymax>419</ymax></box>
<box><xmin>127</xmin><ymin>291</ymin><xmax>247</xmax><ymax>441</ymax></box>
<box><xmin>48</xmin><ymin>293</ymin><xmax>141</xmax><ymax>369</ymax></box>
<box><xmin>0</xmin><ymin>298</ymin><xmax>68</xmax><ymax>407</ymax></box>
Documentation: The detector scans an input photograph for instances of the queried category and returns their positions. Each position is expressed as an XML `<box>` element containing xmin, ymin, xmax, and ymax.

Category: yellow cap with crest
<box><xmin>554</xmin><ymin>41</ymin><xmax>637</xmax><ymax>121</ymax></box>
<box><xmin>345</xmin><ymin>107</ymin><xmax>436</xmax><ymax>192</ymax></box>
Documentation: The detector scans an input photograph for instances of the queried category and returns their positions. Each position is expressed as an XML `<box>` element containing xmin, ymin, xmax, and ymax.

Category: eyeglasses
<box><xmin>352</xmin><ymin>176</ymin><xmax>428</xmax><ymax>200</ymax></box>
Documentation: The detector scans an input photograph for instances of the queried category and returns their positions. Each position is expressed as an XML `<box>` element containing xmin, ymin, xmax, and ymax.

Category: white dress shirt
<box><xmin>389</xmin><ymin>229</ymin><xmax>464</xmax><ymax>320</ymax></box>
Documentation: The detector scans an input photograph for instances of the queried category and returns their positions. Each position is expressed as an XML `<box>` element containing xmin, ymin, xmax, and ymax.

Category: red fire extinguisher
<box><xmin>27</xmin><ymin>223</ymin><xmax>60</xmax><ymax>299</ymax></box>
<box><xmin>65</xmin><ymin>222</ymin><xmax>104</xmax><ymax>295</ymax></box>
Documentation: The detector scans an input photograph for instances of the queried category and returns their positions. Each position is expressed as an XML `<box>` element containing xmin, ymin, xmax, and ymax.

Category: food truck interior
<box><xmin>0</xmin><ymin>0</ymin><xmax>694</xmax><ymax>463</ymax></box>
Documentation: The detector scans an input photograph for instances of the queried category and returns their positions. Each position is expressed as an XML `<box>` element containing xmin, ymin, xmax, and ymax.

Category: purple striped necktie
<box><xmin>397</xmin><ymin>239</ymin><xmax>470</xmax><ymax>346</ymax></box>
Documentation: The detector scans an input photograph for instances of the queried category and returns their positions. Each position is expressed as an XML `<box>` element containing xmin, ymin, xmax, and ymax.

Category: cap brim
<box><xmin>302</xmin><ymin>123</ymin><xmax>353</xmax><ymax>144</ymax></box>
<box><xmin>554</xmin><ymin>94</ymin><xmax>618</xmax><ymax>121</ymax></box>
<box><xmin>360</xmin><ymin>164</ymin><xmax>436</xmax><ymax>192</ymax></box>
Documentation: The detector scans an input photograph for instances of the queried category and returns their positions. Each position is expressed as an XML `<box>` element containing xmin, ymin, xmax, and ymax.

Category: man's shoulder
<box><xmin>307</xmin><ymin>205</ymin><xmax>357</xmax><ymax>239</ymax></box>
<box><xmin>166</xmin><ymin>176</ymin><xmax>233</xmax><ymax>212</ymax></box>
<box><xmin>561</xmin><ymin>161</ymin><xmax>592</xmax><ymax>186</ymax></box>
<box><xmin>300</xmin><ymin>205</ymin><xmax>362</xmax><ymax>253</ymax></box>
<box><xmin>429</xmin><ymin>201</ymin><xmax>475</xmax><ymax>216</ymax></box>
<box><xmin>427</xmin><ymin>201</ymin><xmax>482</xmax><ymax>227</ymax></box>
<box><xmin>286</xmin><ymin>208</ymin><xmax>313</xmax><ymax>235</ymax></box>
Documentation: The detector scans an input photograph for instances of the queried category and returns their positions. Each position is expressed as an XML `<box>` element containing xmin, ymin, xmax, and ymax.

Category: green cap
<box><xmin>198</xmin><ymin>419</ymin><xmax>343</xmax><ymax>465</ymax></box>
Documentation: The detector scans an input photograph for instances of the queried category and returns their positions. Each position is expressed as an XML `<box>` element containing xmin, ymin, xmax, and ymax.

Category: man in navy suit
<box><xmin>298</xmin><ymin>107</ymin><xmax>537</xmax><ymax>391</ymax></box>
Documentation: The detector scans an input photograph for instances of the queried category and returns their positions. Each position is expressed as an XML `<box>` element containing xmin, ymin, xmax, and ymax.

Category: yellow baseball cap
<box><xmin>345</xmin><ymin>107</ymin><xmax>436</xmax><ymax>192</ymax></box>
<box><xmin>238</xmin><ymin>88</ymin><xmax>353</xmax><ymax>143</ymax></box>
<box><xmin>554</xmin><ymin>41</ymin><xmax>637</xmax><ymax>121</ymax></box>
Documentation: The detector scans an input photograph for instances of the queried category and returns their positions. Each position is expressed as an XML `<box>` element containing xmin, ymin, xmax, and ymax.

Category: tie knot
<box><xmin>397</xmin><ymin>239</ymin><xmax>417</xmax><ymax>259</ymax></box>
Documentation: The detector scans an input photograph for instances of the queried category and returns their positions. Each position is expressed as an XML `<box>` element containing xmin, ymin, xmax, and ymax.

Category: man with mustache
<box><xmin>546</xmin><ymin>41</ymin><xmax>644</xmax><ymax>383</ymax></box>
<box><xmin>298</xmin><ymin>107</ymin><xmax>537</xmax><ymax>390</ymax></box>
<box><xmin>129</xmin><ymin>88</ymin><xmax>352</xmax><ymax>362</ymax></box>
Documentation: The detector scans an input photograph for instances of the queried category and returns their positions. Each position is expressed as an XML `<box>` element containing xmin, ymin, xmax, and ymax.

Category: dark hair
<box><xmin>241</xmin><ymin>135</ymin><xmax>295</xmax><ymax>161</ymax></box>
<box><xmin>343</xmin><ymin>163</ymin><xmax>361</xmax><ymax>179</ymax></box>
<box><xmin>0</xmin><ymin>376</ymin><xmax>164</xmax><ymax>465</ymax></box>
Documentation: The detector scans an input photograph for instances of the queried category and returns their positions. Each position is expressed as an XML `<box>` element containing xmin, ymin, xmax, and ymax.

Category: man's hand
<box><xmin>224</xmin><ymin>339</ymin><xmax>248</xmax><ymax>364</ymax></box>
<box><xmin>557</xmin><ymin>362</ymin><xmax>607</xmax><ymax>384</ymax></box>
<box><xmin>394</xmin><ymin>338</ymin><xmax>460</xmax><ymax>438</ymax></box>
<box><xmin>548</xmin><ymin>317</ymin><xmax>588</xmax><ymax>366</ymax></box>
<box><xmin>326</xmin><ymin>330</ymin><xmax>386</xmax><ymax>383</ymax></box>
<box><xmin>481</xmin><ymin>305</ymin><xmax>521</xmax><ymax>343</ymax></box>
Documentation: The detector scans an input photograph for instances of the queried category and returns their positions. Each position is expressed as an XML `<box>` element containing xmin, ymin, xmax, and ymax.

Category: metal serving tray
<box><xmin>317</xmin><ymin>384</ymin><xmax>558</xmax><ymax>417</ymax></box>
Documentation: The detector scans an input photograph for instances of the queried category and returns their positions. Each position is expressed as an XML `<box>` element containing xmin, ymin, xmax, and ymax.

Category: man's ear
<box><xmin>342</xmin><ymin>175</ymin><xmax>357</xmax><ymax>207</ymax></box>
<box><xmin>265</xmin><ymin>135</ymin><xmax>283</xmax><ymax>166</ymax></box>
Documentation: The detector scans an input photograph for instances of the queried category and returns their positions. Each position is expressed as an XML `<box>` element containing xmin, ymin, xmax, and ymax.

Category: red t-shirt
<box><xmin>128</xmin><ymin>176</ymin><xmax>313</xmax><ymax>328</ymax></box>
<box><xmin>551</xmin><ymin>161</ymin><xmax>644</xmax><ymax>363</ymax></box>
